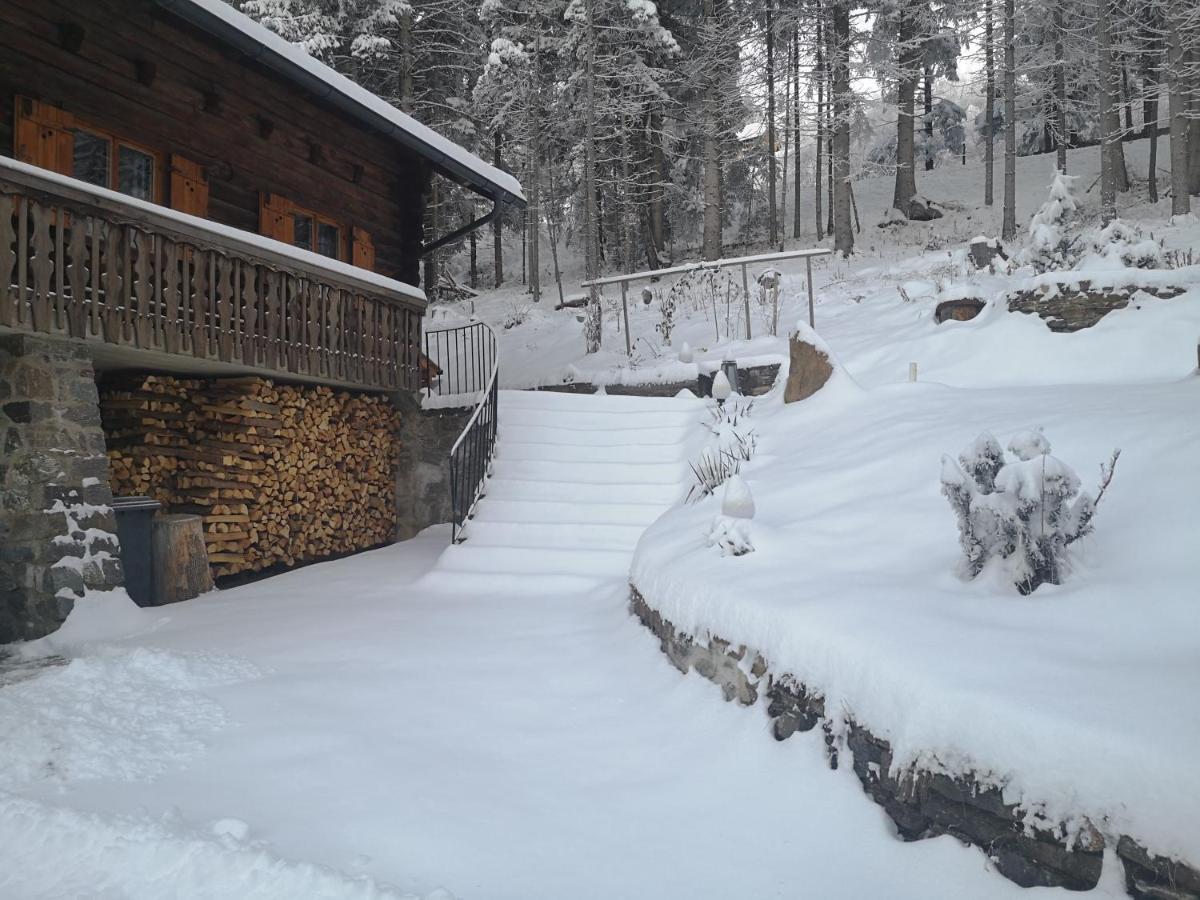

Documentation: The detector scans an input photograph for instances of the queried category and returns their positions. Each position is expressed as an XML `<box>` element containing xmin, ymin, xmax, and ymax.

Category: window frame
<box><xmin>262</xmin><ymin>194</ymin><xmax>347</xmax><ymax>262</ymax></box>
<box><xmin>66</xmin><ymin>122</ymin><xmax>162</xmax><ymax>204</ymax></box>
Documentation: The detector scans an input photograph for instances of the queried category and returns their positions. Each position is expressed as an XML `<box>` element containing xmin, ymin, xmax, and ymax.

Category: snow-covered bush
<box><xmin>1081</xmin><ymin>220</ymin><xmax>1166</xmax><ymax>270</ymax></box>
<box><xmin>1021</xmin><ymin>170</ymin><xmax>1079</xmax><ymax>271</ymax></box>
<box><xmin>655</xmin><ymin>287</ymin><xmax>678</xmax><ymax>345</ymax></box>
<box><xmin>707</xmin><ymin>475</ymin><xmax>755</xmax><ymax>556</ymax></box>
<box><xmin>940</xmin><ymin>429</ymin><xmax>1120</xmax><ymax>594</ymax></box>
<box><xmin>687</xmin><ymin>395</ymin><xmax>757</xmax><ymax>502</ymax></box>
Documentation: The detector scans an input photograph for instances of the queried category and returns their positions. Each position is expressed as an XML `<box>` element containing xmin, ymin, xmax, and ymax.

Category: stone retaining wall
<box><xmin>393</xmin><ymin>392</ymin><xmax>473</xmax><ymax>539</ymax></box>
<box><xmin>630</xmin><ymin>587</ymin><xmax>1199</xmax><ymax>899</ymax></box>
<box><xmin>532</xmin><ymin>362</ymin><xmax>782</xmax><ymax>399</ymax></box>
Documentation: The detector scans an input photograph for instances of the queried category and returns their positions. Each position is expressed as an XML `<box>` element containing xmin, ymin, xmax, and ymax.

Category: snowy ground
<box><xmin>0</xmin><ymin>422</ymin><xmax>1130</xmax><ymax>899</ymax></box>
<box><xmin>3</xmin><ymin>139</ymin><xmax>1197</xmax><ymax>897</ymax></box>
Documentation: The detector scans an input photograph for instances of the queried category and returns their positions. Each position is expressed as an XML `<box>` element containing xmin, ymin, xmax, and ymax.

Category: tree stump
<box><xmin>152</xmin><ymin>514</ymin><xmax>214</xmax><ymax>605</ymax></box>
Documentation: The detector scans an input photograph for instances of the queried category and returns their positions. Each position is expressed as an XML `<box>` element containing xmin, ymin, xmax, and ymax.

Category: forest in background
<box><xmin>239</xmin><ymin>0</ymin><xmax>1200</xmax><ymax>330</ymax></box>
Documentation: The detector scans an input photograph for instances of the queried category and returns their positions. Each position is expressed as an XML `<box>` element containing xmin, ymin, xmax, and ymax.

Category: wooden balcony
<box><xmin>0</xmin><ymin>157</ymin><xmax>425</xmax><ymax>392</ymax></box>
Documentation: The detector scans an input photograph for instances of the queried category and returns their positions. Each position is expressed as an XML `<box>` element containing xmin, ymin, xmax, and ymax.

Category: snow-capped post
<box><xmin>712</xmin><ymin>369</ymin><xmax>732</xmax><ymax>406</ymax></box>
<box><xmin>909</xmin><ymin>362</ymin><xmax>918</xmax><ymax>382</ymax></box>
<box><xmin>805</xmin><ymin>255</ymin><xmax>815</xmax><ymax>328</ymax></box>
<box><xmin>679</xmin><ymin>342</ymin><xmax>693</xmax><ymax>363</ymax></box>
<box><xmin>940</xmin><ymin>429</ymin><xmax>1121</xmax><ymax>594</ymax></box>
<box><xmin>708</xmin><ymin>474</ymin><xmax>755</xmax><ymax>556</ymax></box>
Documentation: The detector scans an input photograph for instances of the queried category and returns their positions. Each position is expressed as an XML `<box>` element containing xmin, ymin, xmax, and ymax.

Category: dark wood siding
<box><xmin>0</xmin><ymin>0</ymin><xmax>428</xmax><ymax>284</ymax></box>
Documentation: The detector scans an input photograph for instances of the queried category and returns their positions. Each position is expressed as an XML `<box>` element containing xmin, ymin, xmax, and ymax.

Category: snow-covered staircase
<box><xmin>425</xmin><ymin>389</ymin><xmax>705</xmax><ymax>587</ymax></box>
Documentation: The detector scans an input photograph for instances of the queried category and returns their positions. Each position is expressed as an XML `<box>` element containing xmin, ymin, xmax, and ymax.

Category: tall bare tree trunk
<box><xmin>766</xmin><ymin>3</ymin><xmax>778</xmax><ymax>247</ymax></box>
<box><xmin>1097</xmin><ymin>0</ymin><xmax>1120</xmax><ymax>222</ymax></box>
<box><xmin>826</xmin><ymin>16</ymin><xmax>835</xmax><ymax>236</ymax></box>
<box><xmin>815</xmin><ymin>10</ymin><xmax>825</xmax><ymax>241</ymax></box>
<box><xmin>893</xmin><ymin>4</ymin><xmax>919</xmax><ymax>215</ymax></box>
<box><xmin>1054</xmin><ymin>6</ymin><xmax>1068</xmax><ymax>172</ymax></box>
<box><xmin>648</xmin><ymin>106</ymin><xmax>666</xmax><ymax>266</ymax></box>
<box><xmin>831</xmin><ymin>0</ymin><xmax>854</xmax><ymax>256</ymax></box>
<box><xmin>493</xmin><ymin>135</ymin><xmax>504</xmax><ymax>287</ymax></box>
<box><xmin>701</xmin><ymin>0</ymin><xmax>723</xmax><ymax>260</ymax></box>
<box><xmin>583</xmin><ymin>0</ymin><xmax>602</xmax><ymax>352</ymax></box>
<box><xmin>924</xmin><ymin>66</ymin><xmax>935</xmax><ymax>171</ymax></box>
<box><xmin>985</xmin><ymin>0</ymin><xmax>996</xmax><ymax>206</ymax></box>
<box><xmin>793</xmin><ymin>25</ymin><xmax>804</xmax><ymax>239</ymax></box>
<box><xmin>528</xmin><ymin>48</ymin><xmax>541</xmax><ymax>303</ymax></box>
<box><xmin>1189</xmin><ymin>45</ymin><xmax>1200</xmax><ymax>194</ymax></box>
<box><xmin>1166</xmin><ymin>1</ymin><xmax>1192</xmax><ymax>216</ymax></box>
<box><xmin>1001</xmin><ymin>0</ymin><xmax>1017</xmax><ymax>239</ymax></box>
<box><xmin>1144</xmin><ymin>36</ymin><xmax>1161</xmax><ymax>203</ymax></box>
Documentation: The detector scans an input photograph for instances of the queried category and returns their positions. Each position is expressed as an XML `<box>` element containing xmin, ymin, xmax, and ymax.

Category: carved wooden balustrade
<box><xmin>0</xmin><ymin>158</ymin><xmax>424</xmax><ymax>391</ymax></box>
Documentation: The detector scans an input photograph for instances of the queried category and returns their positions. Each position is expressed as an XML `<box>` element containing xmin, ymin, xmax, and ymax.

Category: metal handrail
<box><xmin>425</xmin><ymin>321</ymin><xmax>498</xmax><ymax>542</ymax></box>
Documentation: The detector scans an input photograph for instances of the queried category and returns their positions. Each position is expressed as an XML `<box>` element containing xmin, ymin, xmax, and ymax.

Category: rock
<box><xmin>969</xmin><ymin>237</ymin><xmax>1008</xmax><ymax>269</ymax></box>
<box><xmin>907</xmin><ymin>197</ymin><xmax>944</xmax><ymax>221</ymax></box>
<box><xmin>1008</xmin><ymin>283</ymin><xmax>1185</xmax><ymax>332</ymax></box>
<box><xmin>783</xmin><ymin>335</ymin><xmax>834</xmax><ymax>403</ymax></box>
<box><xmin>1116</xmin><ymin>836</ymin><xmax>1200</xmax><ymax>900</ymax></box>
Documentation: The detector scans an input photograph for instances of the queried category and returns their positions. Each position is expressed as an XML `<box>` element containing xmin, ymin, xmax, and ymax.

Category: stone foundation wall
<box><xmin>630</xmin><ymin>587</ymin><xmax>1199</xmax><ymax>899</ymax></box>
<box><xmin>393</xmin><ymin>392</ymin><xmax>473</xmax><ymax>539</ymax></box>
<box><xmin>533</xmin><ymin>362</ymin><xmax>782</xmax><ymax>399</ymax></box>
<box><xmin>1</xmin><ymin>335</ymin><xmax>122</xmax><ymax>643</ymax></box>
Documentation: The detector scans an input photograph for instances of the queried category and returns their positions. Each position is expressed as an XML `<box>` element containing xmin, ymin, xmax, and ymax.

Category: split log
<box><xmin>152</xmin><ymin>513</ymin><xmax>215</xmax><ymax>604</ymax></box>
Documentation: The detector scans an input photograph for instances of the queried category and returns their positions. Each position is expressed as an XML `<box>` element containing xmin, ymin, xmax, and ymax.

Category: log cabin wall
<box><xmin>0</xmin><ymin>0</ymin><xmax>429</xmax><ymax>285</ymax></box>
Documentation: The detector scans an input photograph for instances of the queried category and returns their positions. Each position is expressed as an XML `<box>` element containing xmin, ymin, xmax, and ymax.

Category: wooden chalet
<box><xmin>0</xmin><ymin>0</ymin><xmax>523</xmax><ymax>641</ymax></box>
<box><xmin>0</xmin><ymin>0</ymin><xmax>523</xmax><ymax>390</ymax></box>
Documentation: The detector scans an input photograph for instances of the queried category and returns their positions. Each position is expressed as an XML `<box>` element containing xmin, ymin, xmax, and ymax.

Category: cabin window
<box><xmin>118</xmin><ymin>144</ymin><xmax>156</xmax><ymax>201</ymax></box>
<box><xmin>65</xmin><ymin>126</ymin><xmax>158</xmax><ymax>202</ymax></box>
<box><xmin>260</xmin><ymin>193</ymin><xmax>355</xmax><ymax>264</ymax></box>
<box><xmin>72</xmin><ymin>129</ymin><xmax>109</xmax><ymax>188</ymax></box>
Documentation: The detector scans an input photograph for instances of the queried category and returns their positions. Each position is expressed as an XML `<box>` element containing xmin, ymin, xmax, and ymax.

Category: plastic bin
<box><xmin>111</xmin><ymin>496</ymin><xmax>161</xmax><ymax>607</ymax></box>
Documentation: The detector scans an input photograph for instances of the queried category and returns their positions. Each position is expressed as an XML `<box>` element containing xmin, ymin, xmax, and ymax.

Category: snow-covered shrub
<box><xmin>1021</xmin><ymin>170</ymin><xmax>1079</xmax><ymax>272</ymax></box>
<box><xmin>688</xmin><ymin>450</ymin><xmax>743</xmax><ymax>503</ymax></box>
<box><xmin>707</xmin><ymin>475</ymin><xmax>754</xmax><ymax>556</ymax></box>
<box><xmin>655</xmin><ymin>286</ymin><xmax>678</xmax><ymax>345</ymax></box>
<box><xmin>1081</xmin><ymin>220</ymin><xmax>1166</xmax><ymax>270</ymax></box>
<box><xmin>687</xmin><ymin>396</ymin><xmax>757</xmax><ymax>503</ymax></box>
<box><xmin>940</xmin><ymin>430</ymin><xmax>1120</xmax><ymax>594</ymax></box>
<box><xmin>501</xmin><ymin>301</ymin><xmax>531</xmax><ymax>330</ymax></box>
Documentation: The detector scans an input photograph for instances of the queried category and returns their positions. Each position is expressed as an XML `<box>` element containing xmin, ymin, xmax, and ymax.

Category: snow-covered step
<box><xmin>460</xmin><ymin>521</ymin><xmax>645</xmax><ymax>551</ymax></box>
<box><xmin>495</xmin><ymin>425</ymin><xmax>691</xmax><ymax>448</ymax></box>
<box><xmin>490</xmin><ymin>458</ymin><xmax>685</xmax><ymax>486</ymax></box>
<box><xmin>434</xmin><ymin>545</ymin><xmax>632</xmax><ymax>578</ymax></box>
<box><xmin>428</xmin><ymin>390</ymin><xmax>702</xmax><ymax>588</ymax></box>
<box><xmin>483</xmin><ymin>478</ymin><xmax>682</xmax><ymax>505</ymax></box>
<box><xmin>470</xmin><ymin>499</ymin><xmax>668</xmax><ymax>527</ymax></box>
<box><xmin>497</xmin><ymin>440</ymin><xmax>685</xmax><ymax>465</ymax></box>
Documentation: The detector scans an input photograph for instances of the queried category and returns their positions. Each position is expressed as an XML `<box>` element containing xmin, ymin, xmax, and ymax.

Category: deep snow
<box><xmin>0</xmin><ymin>395</ymin><xmax>1129</xmax><ymax>900</ymax></box>
<box><xmin>3</xmin><ymin>134</ymin><xmax>1198</xmax><ymax>898</ymax></box>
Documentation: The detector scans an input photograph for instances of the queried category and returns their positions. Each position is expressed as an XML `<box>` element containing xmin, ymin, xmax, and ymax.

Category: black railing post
<box><xmin>426</xmin><ymin>320</ymin><xmax>498</xmax><ymax>543</ymax></box>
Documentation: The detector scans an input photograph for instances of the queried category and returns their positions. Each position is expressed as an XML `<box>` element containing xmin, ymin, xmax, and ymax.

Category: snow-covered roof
<box><xmin>156</xmin><ymin>0</ymin><xmax>526</xmax><ymax>209</ymax></box>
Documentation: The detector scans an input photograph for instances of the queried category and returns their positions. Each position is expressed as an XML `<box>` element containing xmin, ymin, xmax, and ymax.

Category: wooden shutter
<box><xmin>259</xmin><ymin>192</ymin><xmax>293</xmax><ymax>244</ymax></box>
<box><xmin>169</xmin><ymin>154</ymin><xmax>209</xmax><ymax>218</ymax></box>
<box><xmin>13</xmin><ymin>96</ymin><xmax>72</xmax><ymax>173</ymax></box>
<box><xmin>352</xmin><ymin>226</ymin><xmax>375</xmax><ymax>271</ymax></box>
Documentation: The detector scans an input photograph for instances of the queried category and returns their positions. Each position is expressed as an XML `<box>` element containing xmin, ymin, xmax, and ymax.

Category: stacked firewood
<box><xmin>100</xmin><ymin>374</ymin><xmax>194</xmax><ymax>506</ymax></box>
<box><xmin>102</xmin><ymin>374</ymin><xmax>400</xmax><ymax>579</ymax></box>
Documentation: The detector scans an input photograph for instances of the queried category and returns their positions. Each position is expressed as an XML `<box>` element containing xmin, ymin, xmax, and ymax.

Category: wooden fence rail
<box><xmin>0</xmin><ymin>160</ymin><xmax>424</xmax><ymax>392</ymax></box>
